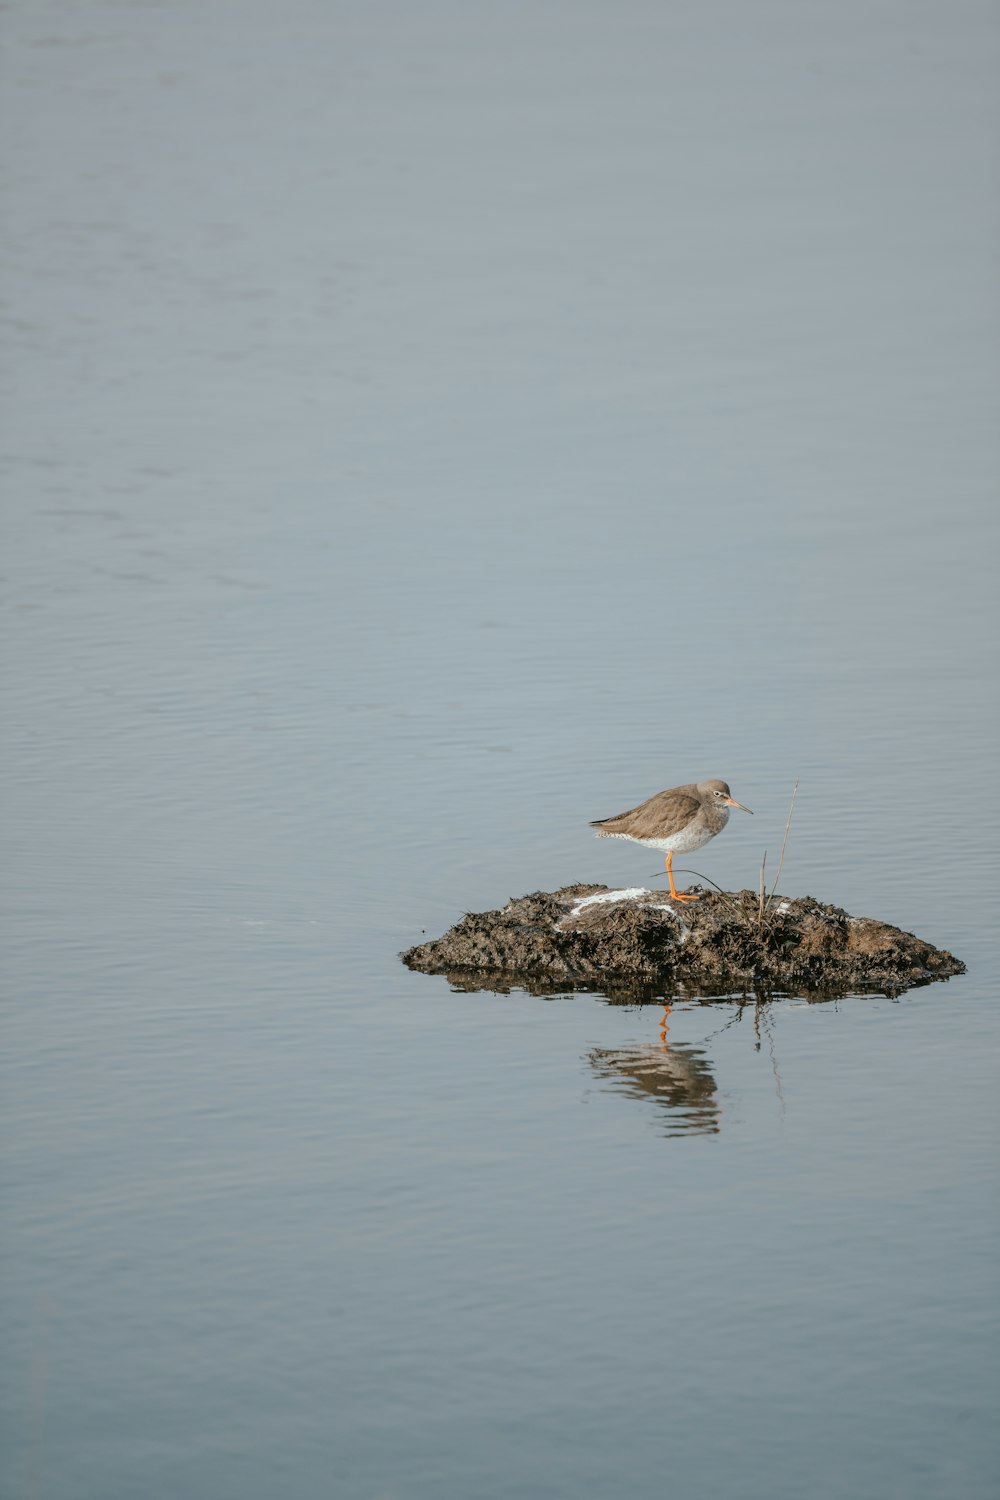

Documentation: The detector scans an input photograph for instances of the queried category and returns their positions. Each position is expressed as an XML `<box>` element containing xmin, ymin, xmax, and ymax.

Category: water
<box><xmin>2</xmin><ymin>3</ymin><xmax>998</xmax><ymax>1497</ymax></box>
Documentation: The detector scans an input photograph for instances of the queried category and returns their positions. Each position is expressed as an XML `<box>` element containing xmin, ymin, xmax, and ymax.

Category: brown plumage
<box><xmin>590</xmin><ymin>778</ymin><xmax>752</xmax><ymax>902</ymax></box>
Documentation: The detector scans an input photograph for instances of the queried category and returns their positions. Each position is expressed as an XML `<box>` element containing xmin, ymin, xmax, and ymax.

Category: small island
<box><xmin>401</xmin><ymin>885</ymin><xmax>965</xmax><ymax>998</ymax></box>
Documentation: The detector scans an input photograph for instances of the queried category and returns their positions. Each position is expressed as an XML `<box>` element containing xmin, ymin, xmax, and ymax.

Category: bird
<box><xmin>590</xmin><ymin>778</ymin><xmax>752</xmax><ymax>902</ymax></box>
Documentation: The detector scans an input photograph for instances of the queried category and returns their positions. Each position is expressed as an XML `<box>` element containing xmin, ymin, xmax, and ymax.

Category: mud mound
<box><xmin>401</xmin><ymin>885</ymin><xmax>965</xmax><ymax>998</ymax></box>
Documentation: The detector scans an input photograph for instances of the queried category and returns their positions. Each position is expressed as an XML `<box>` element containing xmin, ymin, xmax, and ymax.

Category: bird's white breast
<box><xmin>596</xmin><ymin>805</ymin><xmax>728</xmax><ymax>854</ymax></box>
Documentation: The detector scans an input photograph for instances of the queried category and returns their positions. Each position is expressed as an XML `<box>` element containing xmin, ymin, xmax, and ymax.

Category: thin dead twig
<box><xmin>764</xmin><ymin>779</ymin><xmax>799</xmax><ymax>918</ymax></box>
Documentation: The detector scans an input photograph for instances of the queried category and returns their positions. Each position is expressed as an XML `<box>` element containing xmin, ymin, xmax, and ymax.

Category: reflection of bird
<box><xmin>587</xmin><ymin>1043</ymin><xmax>720</xmax><ymax>1136</ymax></box>
<box><xmin>590</xmin><ymin>778</ymin><xmax>752</xmax><ymax>901</ymax></box>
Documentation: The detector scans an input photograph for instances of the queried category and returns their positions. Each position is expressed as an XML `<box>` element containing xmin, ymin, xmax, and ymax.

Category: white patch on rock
<box><xmin>653</xmin><ymin>906</ymin><xmax>692</xmax><ymax>939</ymax></box>
<box><xmin>568</xmin><ymin>887</ymin><xmax>652</xmax><ymax>918</ymax></box>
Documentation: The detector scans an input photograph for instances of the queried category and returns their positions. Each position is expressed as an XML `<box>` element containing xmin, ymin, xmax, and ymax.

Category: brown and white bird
<box><xmin>590</xmin><ymin>778</ymin><xmax>752</xmax><ymax>902</ymax></box>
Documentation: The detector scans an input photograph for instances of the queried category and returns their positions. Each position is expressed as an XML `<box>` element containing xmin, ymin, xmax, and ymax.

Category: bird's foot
<box><xmin>668</xmin><ymin>891</ymin><xmax>700</xmax><ymax>903</ymax></box>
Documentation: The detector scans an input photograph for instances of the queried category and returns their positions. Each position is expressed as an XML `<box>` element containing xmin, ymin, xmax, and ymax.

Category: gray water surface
<box><xmin>2</xmin><ymin>3</ymin><xmax>999</xmax><ymax>1498</ymax></box>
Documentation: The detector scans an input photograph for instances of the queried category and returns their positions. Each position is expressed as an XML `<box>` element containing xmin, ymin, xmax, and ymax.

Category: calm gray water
<box><xmin>2</xmin><ymin>3</ymin><xmax>999</xmax><ymax>1498</ymax></box>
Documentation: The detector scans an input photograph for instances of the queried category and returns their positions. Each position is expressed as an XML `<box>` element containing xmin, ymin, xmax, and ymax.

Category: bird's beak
<box><xmin>725</xmin><ymin>797</ymin><xmax>753</xmax><ymax>814</ymax></box>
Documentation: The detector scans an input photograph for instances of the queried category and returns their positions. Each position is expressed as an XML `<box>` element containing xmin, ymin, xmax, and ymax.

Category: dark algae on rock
<box><xmin>401</xmin><ymin>885</ymin><xmax>966</xmax><ymax>999</ymax></box>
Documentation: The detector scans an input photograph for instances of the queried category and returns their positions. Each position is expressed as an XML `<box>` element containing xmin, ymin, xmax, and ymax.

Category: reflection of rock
<box><xmin>588</xmin><ymin>1044</ymin><xmax>720</xmax><ymax>1136</ymax></box>
<box><xmin>402</xmin><ymin>885</ymin><xmax>965</xmax><ymax>997</ymax></box>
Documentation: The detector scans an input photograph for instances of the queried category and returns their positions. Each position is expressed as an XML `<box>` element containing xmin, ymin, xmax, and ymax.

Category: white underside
<box><xmin>593</xmin><ymin>809</ymin><xmax>727</xmax><ymax>855</ymax></box>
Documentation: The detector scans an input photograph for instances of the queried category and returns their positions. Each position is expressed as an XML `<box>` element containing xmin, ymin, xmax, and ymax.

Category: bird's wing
<box><xmin>591</xmin><ymin>788</ymin><xmax>700</xmax><ymax>837</ymax></box>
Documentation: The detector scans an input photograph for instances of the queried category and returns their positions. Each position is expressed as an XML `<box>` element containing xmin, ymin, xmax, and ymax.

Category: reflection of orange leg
<box><xmin>666</xmin><ymin>850</ymin><xmax>699</xmax><ymax>902</ymax></box>
<box><xmin>659</xmin><ymin>1003</ymin><xmax>672</xmax><ymax>1037</ymax></box>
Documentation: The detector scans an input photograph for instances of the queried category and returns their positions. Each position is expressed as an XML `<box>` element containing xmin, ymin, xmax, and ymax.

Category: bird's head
<box><xmin>701</xmin><ymin>779</ymin><xmax>753</xmax><ymax>814</ymax></box>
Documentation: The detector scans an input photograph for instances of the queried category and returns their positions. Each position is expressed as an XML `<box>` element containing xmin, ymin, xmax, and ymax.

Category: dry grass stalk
<box><xmin>766</xmin><ymin>779</ymin><xmax>800</xmax><ymax>913</ymax></box>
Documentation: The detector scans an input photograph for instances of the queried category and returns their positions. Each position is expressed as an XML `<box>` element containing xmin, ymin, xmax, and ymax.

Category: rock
<box><xmin>401</xmin><ymin>885</ymin><xmax>966</xmax><ymax>999</ymax></box>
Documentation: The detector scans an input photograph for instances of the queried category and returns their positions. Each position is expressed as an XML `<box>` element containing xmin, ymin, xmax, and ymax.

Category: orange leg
<box><xmin>659</xmin><ymin>1003</ymin><xmax>672</xmax><ymax>1037</ymax></box>
<box><xmin>665</xmin><ymin>850</ymin><xmax>699</xmax><ymax>902</ymax></box>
